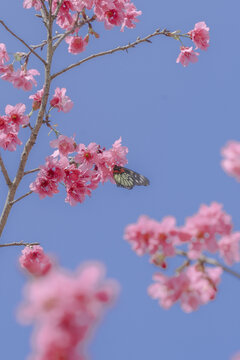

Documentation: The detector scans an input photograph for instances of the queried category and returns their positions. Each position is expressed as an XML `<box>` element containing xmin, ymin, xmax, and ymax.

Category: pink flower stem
<box><xmin>176</xmin><ymin>249</ymin><xmax>240</xmax><ymax>280</ymax></box>
<box><xmin>0</xmin><ymin>20</ymin><xmax>46</xmax><ymax>65</ymax></box>
<box><xmin>0</xmin><ymin>153</ymin><xmax>12</xmax><ymax>188</ymax></box>
<box><xmin>0</xmin><ymin>241</ymin><xmax>40</xmax><ymax>248</ymax></box>
<box><xmin>51</xmin><ymin>28</ymin><xmax>175</xmax><ymax>79</ymax></box>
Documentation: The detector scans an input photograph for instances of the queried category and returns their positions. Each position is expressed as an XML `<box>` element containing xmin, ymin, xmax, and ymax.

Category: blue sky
<box><xmin>0</xmin><ymin>0</ymin><xmax>240</xmax><ymax>359</ymax></box>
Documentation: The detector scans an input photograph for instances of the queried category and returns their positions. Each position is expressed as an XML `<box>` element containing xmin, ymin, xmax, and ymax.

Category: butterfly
<box><xmin>113</xmin><ymin>165</ymin><xmax>150</xmax><ymax>190</ymax></box>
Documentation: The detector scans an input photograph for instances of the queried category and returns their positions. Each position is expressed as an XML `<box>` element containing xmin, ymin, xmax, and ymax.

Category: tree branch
<box><xmin>0</xmin><ymin>241</ymin><xmax>40</xmax><ymax>248</ymax></box>
<box><xmin>0</xmin><ymin>13</ymin><xmax>54</xmax><ymax>238</ymax></box>
<box><xmin>176</xmin><ymin>249</ymin><xmax>240</xmax><ymax>280</ymax></box>
<box><xmin>10</xmin><ymin>191</ymin><xmax>33</xmax><ymax>206</ymax></box>
<box><xmin>24</xmin><ymin>168</ymin><xmax>40</xmax><ymax>176</ymax></box>
<box><xmin>51</xmin><ymin>28</ymin><xmax>171</xmax><ymax>79</ymax></box>
<box><xmin>0</xmin><ymin>153</ymin><xmax>12</xmax><ymax>187</ymax></box>
<box><xmin>0</xmin><ymin>20</ymin><xmax>46</xmax><ymax>65</ymax></box>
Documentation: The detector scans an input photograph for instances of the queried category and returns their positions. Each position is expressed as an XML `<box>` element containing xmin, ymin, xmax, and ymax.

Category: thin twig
<box><xmin>176</xmin><ymin>249</ymin><xmax>240</xmax><ymax>280</ymax></box>
<box><xmin>0</xmin><ymin>241</ymin><xmax>40</xmax><ymax>248</ymax></box>
<box><xmin>51</xmin><ymin>28</ymin><xmax>170</xmax><ymax>79</ymax></box>
<box><xmin>24</xmin><ymin>168</ymin><xmax>40</xmax><ymax>176</ymax></box>
<box><xmin>10</xmin><ymin>191</ymin><xmax>33</xmax><ymax>206</ymax></box>
<box><xmin>0</xmin><ymin>20</ymin><xmax>46</xmax><ymax>65</ymax></box>
<box><xmin>40</xmin><ymin>0</ymin><xmax>49</xmax><ymax>16</ymax></box>
<box><xmin>0</xmin><ymin>154</ymin><xmax>12</xmax><ymax>187</ymax></box>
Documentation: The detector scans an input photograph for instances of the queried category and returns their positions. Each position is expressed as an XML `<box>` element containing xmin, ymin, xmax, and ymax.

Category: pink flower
<box><xmin>74</xmin><ymin>142</ymin><xmax>99</xmax><ymax>167</ymax></box>
<box><xmin>50</xmin><ymin>135</ymin><xmax>76</xmax><ymax>157</ymax></box>
<box><xmin>120</xmin><ymin>3</ymin><xmax>142</xmax><ymax>31</ymax></box>
<box><xmin>65</xmin><ymin>36</ymin><xmax>88</xmax><ymax>54</ymax></box>
<box><xmin>124</xmin><ymin>215</ymin><xmax>177</xmax><ymax>257</ymax></box>
<box><xmin>50</xmin><ymin>87</ymin><xmax>74</xmax><ymax>113</ymax></box>
<box><xmin>30</xmin><ymin>156</ymin><xmax>65</xmax><ymax>198</ymax></box>
<box><xmin>0</xmin><ymin>129</ymin><xmax>22</xmax><ymax>151</ymax></box>
<box><xmin>0</xmin><ymin>43</ymin><xmax>9</xmax><ymax>64</ymax></box>
<box><xmin>221</xmin><ymin>141</ymin><xmax>240</xmax><ymax>181</ymax></box>
<box><xmin>23</xmin><ymin>0</ymin><xmax>42</xmax><ymax>10</ymax></box>
<box><xmin>19</xmin><ymin>245</ymin><xmax>52</xmax><ymax>276</ymax></box>
<box><xmin>4</xmin><ymin>67</ymin><xmax>40</xmax><ymax>91</ymax></box>
<box><xmin>5</xmin><ymin>103</ymin><xmax>29</xmax><ymax>130</ymax></box>
<box><xmin>176</xmin><ymin>46</ymin><xmax>199</xmax><ymax>67</ymax></box>
<box><xmin>18</xmin><ymin>262</ymin><xmax>118</xmax><ymax>359</ymax></box>
<box><xmin>94</xmin><ymin>0</ymin><xmax>141</xmax><ymax>31</ymax></box>
<box><xmin>29</xmin><ymin>87</ymin><xmax>44</xmax><ymax>110</ymax></box>
<box><xmin>218</xmin><ymin>232</ymin><xmax>240</xmax><ymax>266</ymax></box>
<box><xmin>189</xmin><ymin>22</ymin><xmax>210</xmax><ymax>50</ymax></box>
<box><xmin>53</xmin><ymin>0</ymin><xmax>75</xmax><ymax>30</ymax></box>
<box><xmin>148</xmin><ymin>265</ymin><xmax>222</xmax><ymax>312</ymax></box>
<box><xmin>184</xmin><ymin>202</ymin><xmax>232</xmax><ymax>259</ymax></box>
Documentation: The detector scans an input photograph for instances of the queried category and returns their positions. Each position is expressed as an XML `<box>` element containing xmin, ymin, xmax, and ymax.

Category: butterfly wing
<box><xmin>113</xmin><ymin>166</ymin><xmax>150</xmax><ymax>190</ymax></box>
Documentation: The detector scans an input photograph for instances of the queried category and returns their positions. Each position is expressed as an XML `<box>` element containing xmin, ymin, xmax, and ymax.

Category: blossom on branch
<box><xmin>18</xmin><ymin>261</ymin><xmax>118</xmax><ymax>359</ymax></box>
<box><xmin>66</xmin><ymin>35</ymin><xmax>89</xmax><ymax>54</ymax></box>
<box><xmin>30</xmin><ymin>137</ymin><xmax>128</xmax><ymax>205</ymax></box>
<box><xmin>189</xmin><ymin>21</ymin><xmax>210</xmax><ymax>50</ymax></box>
<box><xmin>50</xmin><ymin>87</ymin><xmax>74</xmax><ymax>113</ymax></box>
<box><xmin>29</xmin><ymin>87</ymin><xmax>44</xmax><ymax>110</ymax></box>
<box><xmin>19</xmin><ymin>245</ymin><xmax>52</xmax><ymax>276</ymax></box>
<box><xmin>148</xmin><ymin>265</ymin><xmax>222</xmax><ymax>313</ymax></box>
<box><xmin>176</xmin><ymin>46</ymin><xmax>199</xmax><ymax>67</ymax></box>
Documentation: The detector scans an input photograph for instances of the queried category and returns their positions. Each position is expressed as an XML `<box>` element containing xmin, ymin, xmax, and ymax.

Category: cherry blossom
<box><xmin>18</xmin><ymin>262</ymin><xmax>118</xmax><ymax>359</ymax></box>
<box><xmin>189</xmin><ymin>21</ymin><xmax>210</xmax><ymax>50</ymax></box>
<box><xmin>176</xmin><ymin>46</ymin><xmax>199</xmax><ymax>67</ymax></box>
<box><xmin>148</xmin><ymin>265</ymin><xmax>222</xmax><ymax>312</ymax></box>
<box><xmin>50</xmin><ymin>87</ymin><xmax>74</xmax><ymax>113</ymax></box>
<box><xmin>23</xmin><ymin>0</ymin><xmax>42</xmax><ymax>10</ymax></box>
<box><xmin>19</xmin><ymin>245</ymin><xmax>52</xmax><ymax>276</ymax></box>
<box><xmin>66</xmin><ymin>35</ymin><xmax>88</xmax><ymax>54</ymax></box>
<box><xmin>31</xmin><ymin>137</ymin><xmax>128</xmax><ymax>204</ymax></box>
<box><xmin>221</xmin><ymin>141</ymin><xmax>240</xmax><ymax>182</ymax></box>
<box><xmin>29</xmin><ymin>87</ymin><xmax>44</xmax><ymax>110</ymax></box>
<box><xmin>50</xmin><ymin>135</ymin><xmax>76</xmax><ymax>157</ymax></box>
<box><xmin>218</xmin><ymin>232</ymin><xmax>240</xmax><ymax>266</ymax></box>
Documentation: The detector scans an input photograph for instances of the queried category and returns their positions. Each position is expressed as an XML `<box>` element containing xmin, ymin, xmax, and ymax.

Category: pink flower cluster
<box><xmin>19</xmin><ymin>245</ymin><xmax>52</xmax><ymax>276</ymax></box>
<box><xmin>221</xmin><ymin>140</ymin><xmax>240</xmax><ymax>182</ymax></box>
<box><xmin>125</xmin><ymin>203</ymin><xmax>240</xmax><ymax>312</ymax></box>
<box><xmin>29</xmin><ymin>87</ymin><xmax>73</xmax><ymax>113</ymax></box>
<box><xmin>30</xmin><ymin>136</ymin><xmax>128</xmax><ymax>205</ymax></box>
<box><xmin>148</xmin><ymin>265</ymin><xmax>222</xmax><ymax>313</ymax></box>
<box><xmin>24</xmin><ymin>0</ymin><xmax>141</xmax><ymax>53</ymax></box>
<box><xmin>0</xmin><ymin>103</ymin><xmax>29</xmax><ymax>151</ymax></box>
<box><xmin>176</xmin><ymin>22</ymin><xmax>209</xmax><ymax>67</ymax></box>
<box><xmin>125</xmin><ymin>203</ymin><xmax>237</xmax><ymax>264</ymax></box>
<box><xmin>18</xmin><ymin>247</ymin><xmax>118</xmax><ymax>360</ymax></box>
<box><xmin>0</xmin><ymin>43</ymin><xmax>40</xmax><ymax>90</ymax></box>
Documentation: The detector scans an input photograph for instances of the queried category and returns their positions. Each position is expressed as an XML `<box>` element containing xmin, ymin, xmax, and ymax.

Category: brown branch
<box><xmin>51</xmin><ymin>28</ymin><xmax>170</xmax><ymax>79</ymax></box>
<box><xmin>24</xmin><ymin>168</ymin><xmax>40</xmax><ymax>176</ymax></box>
<box><xmin>0</xmin><ymin>153</ymin><xmax>12</xmax><ymax>187</ymax></box>
<box><xmin>40</xmin><ymin>0</ymin><xmax>49</xmax><ymax>16</ymax></box>
<box><xmin>10</xmin><ymin>191</ymin><xmax>33</xmax><ymax>206</ymax></box>
<box><xmin>176</xmin><ymin>249</ymin><xmax>240</xmax><ymax>280</ymax></box>
<box><xmin>0</xmin><ymin>13</ymin><xmax>54</xmax><ymax>238</ymax></box>
<box><xmin>0</xmin><ymin>20</ymin><xmax>46</xmax><ymax>65</ymax></box>
<box><xmin>0</xmin><ymin>241</ymin><xmax>40</xmax><ymax>248</ymax></box>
